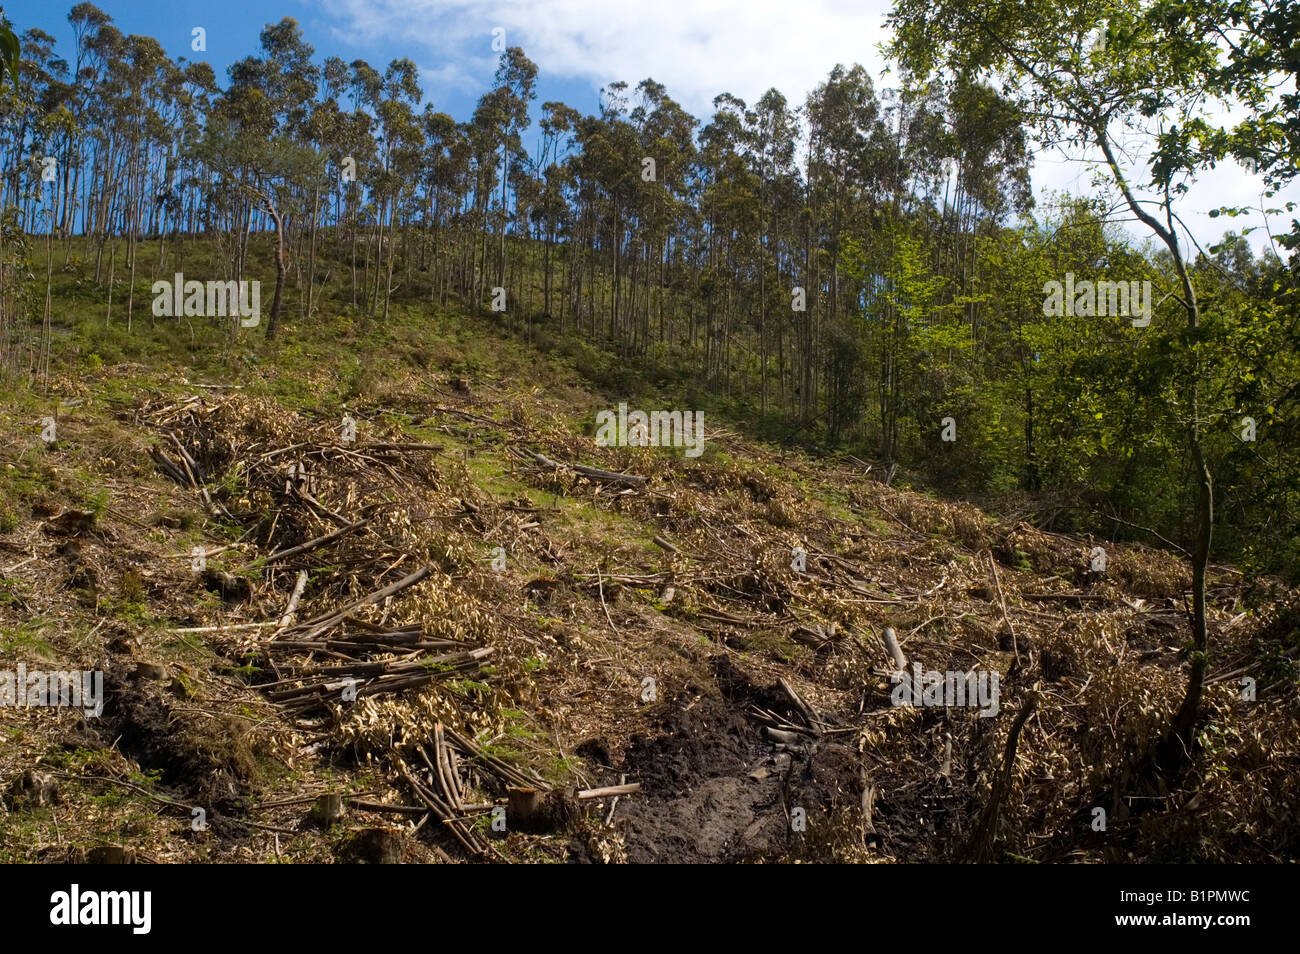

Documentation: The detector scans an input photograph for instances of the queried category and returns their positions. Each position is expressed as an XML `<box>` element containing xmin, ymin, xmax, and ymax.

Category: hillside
<box><xmin>2</xmin><ymin>277</ymin><xmax>1297</xmax><ymax>864</ymax></box>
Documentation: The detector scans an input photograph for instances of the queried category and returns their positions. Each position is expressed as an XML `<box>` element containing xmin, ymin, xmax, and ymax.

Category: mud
<box><xmin>614</xmin><ymin>656</ymin><xmax>866</xmax><ymax>863</ymax></box>
<box><xmin>102</xmin><ymin>661</ymin><xmax>263</xmax><ymax>813</ymax></box>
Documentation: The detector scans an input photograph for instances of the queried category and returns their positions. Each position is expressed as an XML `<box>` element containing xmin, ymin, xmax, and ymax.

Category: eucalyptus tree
<box><xmin>466</xmin><ymin>96</ymin><xmax>501</xmax><ymax>306</ymax></box>
<box><xmin>630</xmin><ymin>79</ymin><xmax>697</xmax><ymax>360</ymax></box>
<box><xmin>8</xmin><ymin>28</ymin><xmax>67</xmax><ymax>229</ymax></box>
<box><xmin>748</xmin><ymin>88</ymin><xmax>799</xmax><ymax>411</ymax></box>
<box><xmin>301</xmin><ymin>78</ymin><xmax>345</xmax><ymax>317</ymax></box>
<box><xmin>535</xmin><ymin>101</ymin><xmax>580</xmax><ymax>325</ymax></box>
<box><xmin>82</xmin><ymin>22</ymin><xmax>125</xmax><ymax>290</ymax></box>
<box><xmin>333</xmin><ymin>61</ymin><xmax>379</xmax><ymax>308</ymax></box>
<box><xmin>113</xmin><ymin>33</ymin><xmax>171</xmax><ymax>327</ymax></box>
<box><xmin>944</xmin><ymin>79</ymin><xmax>1034</xmax><ymax>352</ymax></box>
<box><xmin>486</xmin><ymin>47</ymin><xmax>537</xmax><ymax>296</ymax></box>
<box><xmin>0</xmin><ymin>13</ymin><xmax>20</xmax><ymax>375</ymax></box>
<box><xmin>575</xmin><ymin>87</ymin><xmax>641</xmax><ymax>345</ymax></box>
<box><xmin>421</xmin><ymin>108</ymin><xmax>469</xmax><ymax>306</ymax></box>
<box><xmin>372</xmin><ymin>57</ymin><xmax>424</xmax><ymax>320</ymax></box>
<box><xmin>803</xmin><ymin>66</ymin><xmax>890</xmax><ymax>424</ymax></box>
<box><xmin>205</xmin><ymin>17</ymin><xmax>320</xmax><ymax>338</ymax></box>
<box><xmin>697</xmin><ymin>92</ymin><xmax>752</xmax><ymax>386</ymax></box>
<box><xmin>61</xmin><ymin>4</ymin><xmax>109</xmax><ymax>241</ymax></box>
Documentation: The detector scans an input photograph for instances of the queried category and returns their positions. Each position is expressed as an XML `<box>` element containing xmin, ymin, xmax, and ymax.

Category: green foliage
<box><xmin>0</xmin><ymin>23</ymin><xmax>19</xmax><ymax>93</ymax></box>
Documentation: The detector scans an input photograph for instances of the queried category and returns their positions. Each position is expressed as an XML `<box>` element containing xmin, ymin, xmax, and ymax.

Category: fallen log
<box><xmin>261</xmin><ymin>519</ymin><xmax>371</xmax><ymax>565</ymax></box>
<box><xmin>346</xmin><ymin>800</ymin><xmax>428</xmax><ymax>816</ymax></box>
<box><xmin>397</xmin><ymin>762</ymin><xmax>487</xmax><ymax>856</ymax></box>
<box><xmin>278</xmin><ymin>565</ymin><xmax>433</xmax><ymax>641</ymax></box>
<box><xmin>274</xmin><ymin>569</ymin><xmax>310</xmax><ymax>634</ymax></box>
<box><xmin>1021</xmin><ymin>592</ymin><xmax>1116</xmax><ymax>603</ymax></box>
<box><xmin>882</xmin><ymin>626</ymin><xmax>908</xmax><ymax>670</ymax></box>
<box><xmin>779</xmin><ymin>676</ymin><xmax>824</xmax><ymax>735</ymax></box>
<box><xmin>443</xmin><ymin>725</ymin><xmax>539</xmax><ymax>790</ymax></box>
<box><xmin>522</xmin><ymin>449</ymin><xmax>647</xmax><ymax>487</ymax></box>
<box><xmin>576</xmin><ymin>783</ymin><xmax>641</xmax><ymax>800</ymax></box>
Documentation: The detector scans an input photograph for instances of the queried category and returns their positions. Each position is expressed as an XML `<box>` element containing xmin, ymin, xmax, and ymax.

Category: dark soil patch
<box><xmin>614</xmin><ymin>656</ymin><xmax>867</xmax><ymax>863</ymax></box>
<box><xmin>615</xmin><ymin>693</ymin><xmax>785</xmax><ymax>862</ymax></box>
<box><xmin>102</xmin><ymin>661</ymin><xmax>264</xmax><ymax>814</ymax></box>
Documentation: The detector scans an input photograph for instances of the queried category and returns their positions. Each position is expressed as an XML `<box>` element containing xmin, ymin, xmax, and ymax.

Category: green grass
<box><xmin>0</xmin><ymin>618</ymin><xmax>57</xmax><ymax>660</ymax></box>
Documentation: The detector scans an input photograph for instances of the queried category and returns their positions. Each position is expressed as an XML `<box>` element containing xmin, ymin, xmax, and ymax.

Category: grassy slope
<box><xmin>0</xmin><ymin>235</ymin><xmax>1296</xmax><ymax>863</ymax></box>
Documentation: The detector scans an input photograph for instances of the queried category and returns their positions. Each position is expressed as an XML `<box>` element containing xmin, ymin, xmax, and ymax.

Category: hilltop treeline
<box><xmin>1</xmin><ymin>4</ymin><xmax>1298</xmax><ymax>581</ymax></box>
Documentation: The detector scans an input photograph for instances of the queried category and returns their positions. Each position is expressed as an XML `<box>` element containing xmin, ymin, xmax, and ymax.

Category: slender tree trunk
<box><xmin>1097</xmin><ymin>128</ymin><xmax>1211</xmax><ymax>776</ymax></box>
<box><xmin>254</xmin><ymin>190</ymin><xmax>288</xmax><ymax>340</ymax></box>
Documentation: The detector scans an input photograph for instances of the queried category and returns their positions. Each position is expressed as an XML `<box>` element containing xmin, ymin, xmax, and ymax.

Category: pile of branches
<box><xmin>140</xmin><ymin>394</ymin><xmax>492</xmax><ymax>720</ymax></box>
<box><xmin>137</xmin><ymin>393</ymin><xmax>628</xmax><ymax>859</ymax></box>
<box><xmin>396</xmin><ymin>723</ymin><xmax>547</xmax><ymax>857</ymax></box>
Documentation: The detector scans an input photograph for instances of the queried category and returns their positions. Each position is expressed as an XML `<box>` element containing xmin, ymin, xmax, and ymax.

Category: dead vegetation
<box><xmin>1</xmin><ymin>366</ymin><xmax>1297</xmax><ymax>863</ymax></box>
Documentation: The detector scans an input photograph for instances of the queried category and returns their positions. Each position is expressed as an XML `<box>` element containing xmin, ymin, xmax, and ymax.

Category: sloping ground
<box><xmin>1</xmin><ymin>352</ymin><xmax>1298</xmax><ymax>863</ymax></box>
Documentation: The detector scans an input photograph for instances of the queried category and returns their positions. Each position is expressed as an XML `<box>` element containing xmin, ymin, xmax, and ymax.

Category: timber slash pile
<box><xmin>1</xmin><ymin>370</ymin><xmax>1297</xmax><ymax>863</ymax></box>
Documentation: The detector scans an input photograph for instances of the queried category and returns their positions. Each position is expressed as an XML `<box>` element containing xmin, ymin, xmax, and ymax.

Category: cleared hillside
<box><xmin>1</xmin><ymin>287</ymin><xmax>1297</xmax><ymax>863</ymax></box>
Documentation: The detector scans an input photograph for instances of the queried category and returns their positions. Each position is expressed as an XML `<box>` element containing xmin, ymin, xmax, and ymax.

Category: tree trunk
<box><xmin>253</xmin><ymin>189</ymin><xmax>288</xmax><ymax>340</ymax></box>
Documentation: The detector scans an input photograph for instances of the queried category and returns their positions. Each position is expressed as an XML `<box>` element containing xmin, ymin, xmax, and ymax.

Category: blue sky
<box><xmin>3</xmin><ymin>0</ymin><xmax>602</xmax><ymax>124</ymax></box>
<box><xmin>5</xmin><ymin>0</ymin><xmax>1295</xmax><ymax>257</ymax></box>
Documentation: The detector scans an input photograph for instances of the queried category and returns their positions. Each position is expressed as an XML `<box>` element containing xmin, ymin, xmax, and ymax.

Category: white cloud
<box><xmin>417</xmin><ymin>62</ymin><xmax>486</xmax><ymax>96</ymax></box>
<box><xmin>318</xmin><ymin>0</ymin><xmax>895</xmax><ymax>113</ymax></box>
